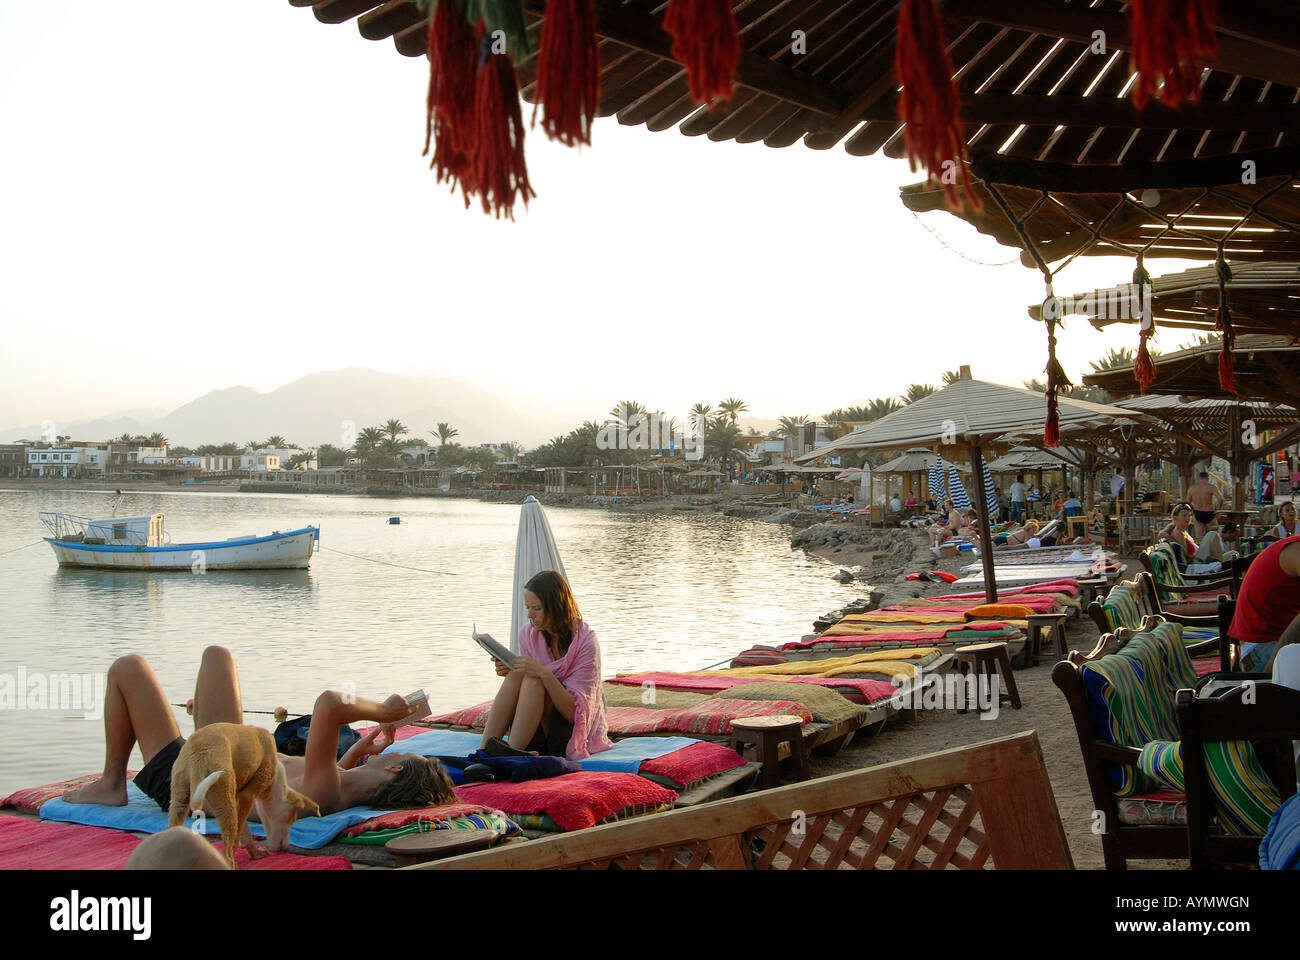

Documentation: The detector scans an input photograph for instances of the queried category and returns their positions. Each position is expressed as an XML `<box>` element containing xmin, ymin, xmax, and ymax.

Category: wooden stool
<box><xmin>1026</xmin><ymin>612</ymin><xmax>1070</xmax><ymax>665</ymax></box>
<box><xmin>954</xmin><ymin>642</ymin><xmax>1022</xmax><ymax>711</ymax></box>
<box><xmin>384</xmin><ymin>828</ymin><xmax>496</xmax><ymax>866</ymax></box>
<box><xmin>1078</xmin><ymin>577</ymin><xmax>1107</xmax><ymax>607</ymax></box>
<box><xmin>729</xmin><ymin>715</ymin><xmax>810</xmax><ymax>790</ymax></box>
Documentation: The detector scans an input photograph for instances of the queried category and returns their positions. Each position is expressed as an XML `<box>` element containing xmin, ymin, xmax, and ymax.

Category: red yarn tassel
<box><xmin>534</xmin><ymin>0</ymin><xmax>600</xmax><ymax>146</ymax></box>
<box><xmin>1128</xmin><ymin>0</ymin><xmax>1218</xmax><ymax>109</ymax></box>
<box><xmin>1043</xmin><ymin>315</ymin><xmax>1072</xmax><ymax>447</ymax></box>
<box><xmin>472</xmin><ymin>36</ymin><xmax>535</xmax><ymax>220</ymax></box>
<box><xmin>1134</xmin><ymin>338</ymin><xmax>1157</xmax><ymax>394</ymax></box>
<box><xmin>662</xmin><ymin>0</ymin><xmax>741</xmax><ymax>106</ymax></box>
<box><xmin>1216</xmin><ymin>303</ymin><xmax>1238</xmax><ymax>394</ymax></box>
<box><xmin>424</xmin><ymin>0</ymin><xmax>479</xmax><ymax>206</ymax></box>
<box><xmin>895</xmin><ymin>0</ymin><xmax>977</xmax><ymax>208</ymax></box>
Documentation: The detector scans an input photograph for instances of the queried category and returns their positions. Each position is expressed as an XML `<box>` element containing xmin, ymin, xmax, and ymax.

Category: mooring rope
<box><xmin>0</xmin><ymin>539</ymin><xmax>44</xmax><ymax>558</ymax></box>
<box><xmin>320</xmin><ymin>544</ymin><xmax>459</xmax><ymax>576</ymax></box>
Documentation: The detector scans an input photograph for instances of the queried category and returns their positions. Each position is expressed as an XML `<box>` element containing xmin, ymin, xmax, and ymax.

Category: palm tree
<box><xmin>718</xmin><ymin>397</ymin><xmax>747</xmax><ymax>424</ymax></box>
<box><xmin>354</xmin><ymin>427</ymin><xmax>385</xmax><ymax>464</ymax></box>
<box><xmin>705</xmin><ymin>418</ymin><xmax>746</xmax><ymax>469</ymax></box>
<box><xmin>866</xmin><ymin>397</ymin><xmax>903</xmax><ymax>420</ymax></box>
<box><xmin>778</xmin><ymin>414</ymin><xmax>810</xmax><ymax>439</ymax></box>
<box><xmin>1023</xmin><ymin>378</ymin><xmax>1047</xmax><ymax>393</ymax></box>
<box><xmin>941</xmin><ymin>369</ymin><xmax>964</xmax><ymax>385</ymax></box>
<box><xmin>147</xmin><ymin>432</ymin><xmax>167</xmax><ymax>447</ymax></box>
<box><xmin>607</xmin><ymin>400</ymin><xmax>645</xmax><ymax>426</ymax></box>
<box><xmin>263</xmin><ymin>435</ymin><xmax>288</xmax><ymax>449</ymax></box>
<box><xmin>382</xmin><ymin>419</ymin><xmax>407</xmax><ymax>442</ymax></box>
<box><xmin>824</xmin><ymin>406</ymin><xmax>874</xmax><ymax>422</ymax></box>
<box><xmin>379</xmin><ymin>437</ymin><xmax>404</xmax><ymax>463</ymax></box>
<box><xmin>1089</xmin><ymin>346</ymin><xmax>1143</xmax><ymax>373</ymax></box>
<box><xmin>689</xmin><ymin>403</ymin><xmax>712</xmax><ymax>433</ymax></box>
<box><xmin>498</xmin><ymin>442</ymin><xmax>520</xmax><ymax>462</ymax></box>
<box><xmin>432</xmin><ymin>422</ymin><xmax>459</xmax><ymax>447</ymax></box>
<box><xmin>901</xmin><ymin>383</ymin><xmax>937</xmax><ymax>404</ymax></box>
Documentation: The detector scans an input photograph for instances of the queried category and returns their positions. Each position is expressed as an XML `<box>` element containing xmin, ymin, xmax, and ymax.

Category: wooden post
<box><xmin>969</xmin><ymin>445</ymin><xmax>999</xmax><ymax>604</ymax></box>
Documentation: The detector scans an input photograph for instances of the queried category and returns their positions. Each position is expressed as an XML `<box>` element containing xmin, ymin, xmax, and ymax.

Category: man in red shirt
<box><xmin>1231</xmin><ymin>534</ymin><xmax>1300</xmax><ymax>671</ymax></box>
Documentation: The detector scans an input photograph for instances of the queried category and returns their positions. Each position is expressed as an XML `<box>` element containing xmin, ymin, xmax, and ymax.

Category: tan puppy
<box><xmin>167</xmin><ymin>722</ymin><xmax>319</xmax><ymax>869</ymax></box>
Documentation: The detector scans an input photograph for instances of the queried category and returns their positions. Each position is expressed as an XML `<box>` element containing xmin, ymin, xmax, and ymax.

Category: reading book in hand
<box><xmin>472</xmin><ymin>624</ymin><xmax>516</xmax><ymax>668</ymax></box>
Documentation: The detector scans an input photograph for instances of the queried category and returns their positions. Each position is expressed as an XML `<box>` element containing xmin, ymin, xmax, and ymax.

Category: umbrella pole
<box><xmin>969</xmin><ymin>445</ymin><xmax>998</xmax><ymax>604</ymax></box>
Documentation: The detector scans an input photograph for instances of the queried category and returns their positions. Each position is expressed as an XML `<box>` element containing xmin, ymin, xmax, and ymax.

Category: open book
<box><xmin>472</xmin><ymin>624</ymin><xmax>516</xmax><ymax>668</ymax></box>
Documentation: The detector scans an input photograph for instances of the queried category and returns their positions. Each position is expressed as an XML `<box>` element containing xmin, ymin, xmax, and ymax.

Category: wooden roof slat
<box><xmin>312</xmin><ymin>0</ymin><xmax>383</xmax><ymax>23</ymax></box>
<box><xmin>356</xmin><ymin>1</ymin><xmax>420</xmax><ymax>41</ymax></box>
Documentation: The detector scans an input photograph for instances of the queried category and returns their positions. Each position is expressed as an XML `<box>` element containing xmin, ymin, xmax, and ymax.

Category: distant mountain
<box><xmin>1</xmin><ymin>368</ymin><xmax>577</xmax><ymax>448</ymax></box>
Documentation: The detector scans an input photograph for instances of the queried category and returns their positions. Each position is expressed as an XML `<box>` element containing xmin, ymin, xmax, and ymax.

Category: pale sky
<box><xmin>0</xmin><ymin>0</ymin><xmax>1204</xmax><ymax>433</ymax></box>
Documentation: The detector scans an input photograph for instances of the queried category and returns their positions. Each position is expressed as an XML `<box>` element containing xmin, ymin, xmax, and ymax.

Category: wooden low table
<box><xmin>1026</xmin><ymin>612</ymin><xmax>1070</xmax><ymax>665</ymax></box>
<box><xmin>385</xmin><ymin>828</ymin><xmax>497</xmax><ymax>866</ymax></box>
<box><xmin>1077</xmin><ymin>577</ymin><xmax>1108</xmax><ymax>607</ymax></box>
<box><xmin>954</xmin><ymin>642</ymin><xmax>1022</xmax><ymax>710</ymax></box>
<box><xmin>729</xmin><ymin>715</ymin><xmax>811</xmax><ymax>790</ymax></box>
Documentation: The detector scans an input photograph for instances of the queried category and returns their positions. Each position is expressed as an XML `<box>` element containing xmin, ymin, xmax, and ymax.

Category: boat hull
<box><xmin>45</xmin><ymin>527</ymin><xmax>318</xmax><ymax>570</ymax></box>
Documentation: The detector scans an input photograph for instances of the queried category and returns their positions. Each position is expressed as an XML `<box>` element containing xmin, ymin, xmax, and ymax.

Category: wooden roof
<box><xmin>291</xmin><ymin>1</ymin><xmax>1299</xmax><ymax>188</ymax></box>
<box><xmin>1082</xmin><ymin>334</ymin><xmax>1300</xmax><ymax>405</ymax></box>
<box><xmin>1027</xmin><ymin>261</ymin><xmax>1300</xmax><ymax>337</ymax></box>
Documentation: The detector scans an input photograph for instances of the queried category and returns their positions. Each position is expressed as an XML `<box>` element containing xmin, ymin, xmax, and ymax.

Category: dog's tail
<box><xmin>189</xmin><ymin>770</ymin><xmax>223</xmax><ymax>811</ymax></box>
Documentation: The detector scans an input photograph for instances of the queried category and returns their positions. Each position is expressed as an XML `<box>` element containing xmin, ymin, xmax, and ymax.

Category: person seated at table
<box><xmin>1231</xmin><ymin>533</ymin><xmax>1300</xmax><ymax>672</ymax></box>
<box><xmin>1156</xmin><ymin>502</ymin><xmax>1199</xmax><ymax>564</ymax></box>
<box><xmin>992</xmin><ymin>519</ymin><xmax>1039</xmax><ymax>550</ymax></box>
<box><xmin>888</xmin><ymin>493</ymin><xmax>903</xmax><ymax>515</ymax></box>
<box><xmin>1056</xmin><ymin>491</ymin><xmax>1083</xmax><ymax>521</ymax></box>
<box><xmin>1272</xmin><ymin>501</ymin><xmax>1299</xmax><ymax>540</ymax></box>
<box><xmin>905</xmin><ymin>495</ymin><xmax>918</xmax><ymax>513</ymax></box>
<box><xmin>1197</xmin><ymin>516</ymin><xmax>1241</xmax><ymax>563</ymax></box>
<box><xmin>928</xmin><ymin>499</ymin><xmax>962</xmax><ymax>546</ymax></box>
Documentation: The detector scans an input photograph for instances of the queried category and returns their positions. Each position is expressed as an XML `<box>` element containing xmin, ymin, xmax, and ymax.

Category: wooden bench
<box><xmin>413</xmin><ymin>732</ymin><xmax>1073</xmax><ymax>870</ymax></box>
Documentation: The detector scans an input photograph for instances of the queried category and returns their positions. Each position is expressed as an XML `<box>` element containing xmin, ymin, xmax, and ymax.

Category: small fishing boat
<box><xmin>39</xmin><ymin>512</ymin><xmax>319</xmax><ymax>570</ymax></box>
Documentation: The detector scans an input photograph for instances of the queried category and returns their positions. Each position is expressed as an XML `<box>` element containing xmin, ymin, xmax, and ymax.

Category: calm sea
<box><xmin>0</xmin><ymin>487</ymin><xmax>851</xmax><ymax>796</ymax></box>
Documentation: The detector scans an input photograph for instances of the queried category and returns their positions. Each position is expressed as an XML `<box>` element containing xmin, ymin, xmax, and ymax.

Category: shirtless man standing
<box><xmin>1186</xmin><ymin>471</ymin><xmax>1223</xmax><ymax>539</ymax></box>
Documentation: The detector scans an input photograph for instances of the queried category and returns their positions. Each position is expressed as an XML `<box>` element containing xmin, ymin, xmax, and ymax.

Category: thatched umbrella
<box><xmin>795</xmin><ymin>370</ymin><xmax>1149</xmax><ymax>601</ymax></box>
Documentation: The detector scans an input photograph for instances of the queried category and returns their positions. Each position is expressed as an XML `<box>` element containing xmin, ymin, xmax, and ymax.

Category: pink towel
<box><xmin>0</xmin><ymin>817</ymin><xmax>352</xmax><ymax>870</ymax></box>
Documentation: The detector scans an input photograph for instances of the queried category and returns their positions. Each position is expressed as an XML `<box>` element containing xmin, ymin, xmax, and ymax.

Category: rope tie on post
<box><xmin>1133</xmin><ymin>256</ymin><xmax>1157</xmax><ymax>393</ymax></box>
<box><xmin>1041</xmin><ymin>281</ymin><xmax>1071</xmax><ymax>448</ymax></box>
<box><xmin>1214</xmin><ymin>252</ymin><xmax>1237</xmax><ymax>393</ymax></box>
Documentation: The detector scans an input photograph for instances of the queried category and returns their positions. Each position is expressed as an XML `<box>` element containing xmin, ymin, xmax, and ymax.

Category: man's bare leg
<box><xmin>192</xmin><ymin>645</ymin><xmax>242</xmax><ymax>729</ymax></box>
<box><xmin>63</xmin><ymin>655</ymin><xmax>181</xmax><ymax>805</ymax></box>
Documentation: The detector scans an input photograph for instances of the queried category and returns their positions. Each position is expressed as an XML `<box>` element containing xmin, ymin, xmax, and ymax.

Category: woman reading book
<box><xmin>480</xmin><ymin>570</ymin><xmax>613</xmax><ymax>760</ymax></box>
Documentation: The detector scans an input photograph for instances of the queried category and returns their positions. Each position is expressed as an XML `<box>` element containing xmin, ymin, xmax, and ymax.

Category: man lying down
<box><xmin>63</xmin><ymin>646</ymin><xmax>455</xmax><ymax>831</ymax></box>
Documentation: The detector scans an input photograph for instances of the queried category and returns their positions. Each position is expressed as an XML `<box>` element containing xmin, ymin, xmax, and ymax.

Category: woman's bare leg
<box><xmin>508</xmin><ymin>677</ymin><xmax>548</xmax><ymax>750</ymax></box>
<box><xmin>63</xmin><ymin>655</ymin><xmax>181</xmax><ymax>805</ymax></box>
<box><xmin>479</xmin><ymin>671</ymin><xmax>524</xmax><ymax>747</ymax></box>
<box><xmin>192</xmin><ymin>646</ymin><xmax>242</xmax><ymax>729</ymax></box>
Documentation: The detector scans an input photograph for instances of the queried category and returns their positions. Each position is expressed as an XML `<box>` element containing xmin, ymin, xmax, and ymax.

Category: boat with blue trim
<box><xmin>39</xmin><ymin>512</ymin><xmax>319</xmax><ymax>570</ymax></box>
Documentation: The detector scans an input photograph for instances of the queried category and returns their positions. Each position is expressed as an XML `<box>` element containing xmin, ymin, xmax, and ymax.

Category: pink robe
<box><xmin>518</xmin><ymin>620</ymin><xmax>613</xmax><ymax>760</ymax></box>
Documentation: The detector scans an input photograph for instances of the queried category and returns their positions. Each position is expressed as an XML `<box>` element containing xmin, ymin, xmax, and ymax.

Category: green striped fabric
<box><xmin>1138</xmin><ymin>739</ymin><xmax>1282</xmax><ymax>836</ymax></box>
<box><xmin>1101</xmin><ymin>579</ymin><xmax>1145</xmax><ymax>631</ymax></box>
<box><xmin>1146</xmin><ymin>543</ymin><xmax>1186</xmax><ymax>602</ymax></box>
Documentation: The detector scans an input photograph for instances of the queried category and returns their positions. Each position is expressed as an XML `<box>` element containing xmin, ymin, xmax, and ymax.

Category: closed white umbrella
<box><xmin>510</xmin><ymin>496</ymin><xmax>568</xmax><ymax>654</ymax></box>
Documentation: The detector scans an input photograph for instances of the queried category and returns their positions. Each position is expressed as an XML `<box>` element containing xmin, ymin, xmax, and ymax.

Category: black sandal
<box><xmin>484</xmin><ymin>736</ymin><xmax>538</xmax><ymax>758</ymax></box>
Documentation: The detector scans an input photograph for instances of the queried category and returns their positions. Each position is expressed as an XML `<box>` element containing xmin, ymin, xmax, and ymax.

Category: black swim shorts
<box><xmin>1193</xmin><ymin>510</ymin><xmax>1216</xmax><ymax>524</ymax></box>
<box><xmin>134</xmin><ymin>736</ymin><xmax>184</xmax><ymax>810</ymax></box>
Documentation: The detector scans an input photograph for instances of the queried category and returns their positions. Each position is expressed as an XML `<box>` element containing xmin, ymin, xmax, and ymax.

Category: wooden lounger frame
<box><xmin>413</xmin><ymin>732</ymin><xmax>1072</xmax><ymax>870</ymax></box>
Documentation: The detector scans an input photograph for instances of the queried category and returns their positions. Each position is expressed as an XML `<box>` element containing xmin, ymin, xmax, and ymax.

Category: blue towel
<box><xmin>385</xmin><ymin>731</ymin><xmax>700</xmax><ymax>774</ymax></box>
<box><xmin>1261</xmin><ymin>792</ymin><xmax>1300</xmax><ymax>869</ymax></box>
<box><xmin>38</xmin><ymin>783</ymin><xmax>389</xmax><ymax>850</ymax></box>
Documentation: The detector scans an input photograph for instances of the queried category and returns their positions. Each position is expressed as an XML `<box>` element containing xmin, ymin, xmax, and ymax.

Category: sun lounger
<box><xmin>413</xmin><ymin>731</ymin><xmax>1073</xmax><ymax>870</ymax></box>
<box><xmin>0</xmin><ymin>816</ymin><xmax>354</xmax><ymax>870</ymax></box>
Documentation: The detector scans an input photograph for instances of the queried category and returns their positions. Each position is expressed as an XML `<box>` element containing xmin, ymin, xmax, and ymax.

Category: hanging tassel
<box><xmin>423</xmin><ymin>0</ymin><xmax>480</xmax><ymax>206</ymax></box>
<box><xmin>1128</xmin><ymin>0</ymin><xmax>1219</xmax><ymax>109</ymax></box>
<box><xmin>1042</xmin><ymin>288</ymin><xmax>1072</xmax><ymax>447</ymax></box>
<box><xmin>895</xmin><ymin>0</ymin><xmax>977</xmax><ymax>208</ymax></box>
<box><xmin>1214</xmin><ymin>256</ymin><xmax>1238</xmax><ymax>393</ymax></box>
<box><xmin>472</xmin><ymin>29</ymin><xmax>535</xmax><ymax>220</ymax></box>
<box><xmin>534</xmin><ymin>0</ymin><xmax>600</xmax><ymax>146</ymax></box>
<box><xmin>1133</xmin><ymin>258</ymin><xmax>1157</xmax><ymax>393</ymax></box>
<box><xmin>662</xmin><ymin>0</ymin><xmax>741</xmax><ymax>106</ymax></box>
